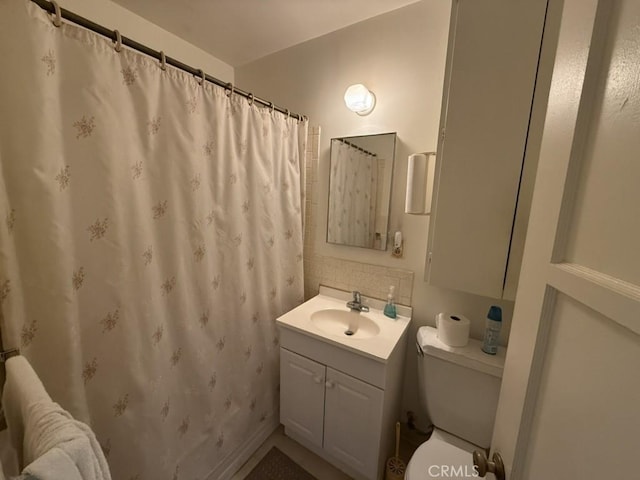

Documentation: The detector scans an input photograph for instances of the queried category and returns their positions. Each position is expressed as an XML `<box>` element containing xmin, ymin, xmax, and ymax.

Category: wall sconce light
<box><xmin>344</xmin><ymin>84</ymin><xmax>376</xmax><ymax>116</ymax></box>
<box><xmin>405</xmin><ymin>152</ymin><xmax>437</xmax><ymax>215</ymax></box>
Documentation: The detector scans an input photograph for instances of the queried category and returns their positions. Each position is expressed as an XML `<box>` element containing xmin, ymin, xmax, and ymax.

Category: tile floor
<box><xmin>232</xmin><ymin>425</ymin><xmax>425</xmax><ymax>480</ymax></box>
<box><xmin>231</xmin><ymin>426</ymin><xmax>350</xmax><ymax>479</ymax></box>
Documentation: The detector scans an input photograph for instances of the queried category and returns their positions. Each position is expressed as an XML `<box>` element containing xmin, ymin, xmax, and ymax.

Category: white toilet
<box><xmin>406</xmin><ymin>326</ymin><xmax>505</xmax><ymax>479</ymax></box>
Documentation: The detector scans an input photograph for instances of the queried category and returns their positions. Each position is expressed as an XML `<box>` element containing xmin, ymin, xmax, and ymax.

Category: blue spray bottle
<box><xmin>481</xmin><ymin>306</ymin><xmax>502</xmax><ymax>355</ymax></box>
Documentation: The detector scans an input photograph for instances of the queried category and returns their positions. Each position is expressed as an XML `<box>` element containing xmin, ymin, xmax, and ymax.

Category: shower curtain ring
<box><xmin>269</xmin><ymin>102</ymin><xmax>275</xmax><ymax>114</ymax></box>
<box><xmin>225</xmin><ymin>83</ymin><xmax>234</xmax><ymax>97</ymax></box>
<box><xmin>113</xmin><ymin>30</ymin><xmax>123</xmax><ymax>52</ymax></box>
<box><xmin>248</xmin><ymin>93</ymin><xmax>255</xmax><ymax>106</ymax></box>
<box><xmin>196</xmin><ymin>69</ymin><xmax>205</xmax><ymax>85</ymax></box>
<box><xmin>286</xmin><ymin>109</ymin><xmax>290</xmax><ymax>119</ymax></box>
<box><xmin>159</xmin><ymin>51</ymin><xmax>166</xmax><ymax>71</ymax></box>
<box><xmin>50</xmin><ymin>0</ymin><xmax>62</xmax><ymax>27</ymax></box>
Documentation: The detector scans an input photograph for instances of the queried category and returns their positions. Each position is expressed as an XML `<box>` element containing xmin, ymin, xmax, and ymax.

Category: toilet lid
<box><xmin>405</xmin><ymin>429</ymin><xmax>478</xmax><ymax>479</ymax></box>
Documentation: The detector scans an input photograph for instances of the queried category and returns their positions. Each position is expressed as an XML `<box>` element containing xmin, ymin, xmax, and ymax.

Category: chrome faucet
<box><xmin>347</xmin><ymin>291</ymin><xmax>369</xmax><ymax>313</ymax></box>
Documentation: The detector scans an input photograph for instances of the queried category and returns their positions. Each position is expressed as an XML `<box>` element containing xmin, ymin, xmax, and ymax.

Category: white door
<box><xmin>279</xmin><ymin>348</ymin><xmax>326</xmax><ymax>449</ymax></box>
<box><xmin>323</xmin><ymin>367</ymin><xmax>384</xmax><ymax>480</ymax></box>
<box><xmin>490</xmin><ymin>0</ymin><xmax>640</xmax><ymax>479</ymax></box>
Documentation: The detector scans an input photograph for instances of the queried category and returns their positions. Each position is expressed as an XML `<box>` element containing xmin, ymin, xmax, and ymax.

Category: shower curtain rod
<box><xmin>30</xmin><ymin>0</ymin><xmax>307</xmax><ymax>122</ymax></box>
<box><xmin>334</xmin><ymin>137</ymin><xmax>377</xmax><ymax>157</ymax></box>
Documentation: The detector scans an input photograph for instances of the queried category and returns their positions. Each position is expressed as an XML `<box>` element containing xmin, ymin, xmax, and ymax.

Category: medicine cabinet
<box><xmin>426</xmin><ymin>0</ymin><xmax>554</xmax><ymax>300</ymax></box>
<box><xmin>327</xmin><ymin>133</ymin><xmax>396</xmax><ymax>251</ymax></box>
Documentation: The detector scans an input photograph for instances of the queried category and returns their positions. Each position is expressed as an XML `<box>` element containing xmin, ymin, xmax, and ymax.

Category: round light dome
<box><xmin>344</xmin><ymin>84</ymin><xmax>376</xmax><ymax>116</ymax></box>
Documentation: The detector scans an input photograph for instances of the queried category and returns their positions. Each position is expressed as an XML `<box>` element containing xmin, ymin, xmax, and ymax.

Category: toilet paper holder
<box><xmin>472</xmin><ymin>450</ymin><xmax>505</xmax><ymax>480</ymax></box>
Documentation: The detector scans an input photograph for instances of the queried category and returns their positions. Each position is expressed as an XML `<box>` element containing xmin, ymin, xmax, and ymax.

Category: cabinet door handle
<box><xmin>325</xmin><ymin>380</ymin><xmax>335</xmax><ymax>389</ymax></box>
<box><xmin>312</xmin><ymin>375</ymin><xmax>323</xmax><ymax>384</ymax></box>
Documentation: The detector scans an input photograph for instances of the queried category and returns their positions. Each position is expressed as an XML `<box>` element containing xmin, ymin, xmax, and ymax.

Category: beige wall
<box><xmin>60</xmin><ymin>0</ymin><xmax>233</xmax><ymax>82</ymax></box>
<box><xmin>237</xmin><ymin>0</ymin><xmax>516</xmax><ymax>425</ymax></box>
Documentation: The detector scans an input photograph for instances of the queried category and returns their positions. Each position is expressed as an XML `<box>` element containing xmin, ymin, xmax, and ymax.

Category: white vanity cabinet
<box><xmin>280</xmin><ymin>349</ymin><xmax>384</xmax><ymax>479</ymax></box>
<box><xmin>276</xmin><ymin>288</ymin><xmax>411</xmax><ymax>480</ymax></box>
<box><xmin>426</xmin><ymin>0</ymin><xmax>551</xmax><ymax>299</ymax></box>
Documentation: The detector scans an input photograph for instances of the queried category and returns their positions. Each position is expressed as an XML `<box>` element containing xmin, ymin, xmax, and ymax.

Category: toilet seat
<box><xmin>405</xmin><ymin>429</ymin><xmax>478</xmax><ymax>479</ymax></box>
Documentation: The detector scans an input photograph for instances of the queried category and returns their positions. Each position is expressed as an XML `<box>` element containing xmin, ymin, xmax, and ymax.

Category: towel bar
<box><xmin>0</xmin><ymin>348</ymin><xmax>20</xmax><ymax>362</ymax></box>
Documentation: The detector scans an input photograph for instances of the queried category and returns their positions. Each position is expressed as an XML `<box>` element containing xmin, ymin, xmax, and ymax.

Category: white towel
<box><xmin>2</xmin><ymin>356</ymin><xmax>51</xmax><ymax>468</ymax></box>
<box><xmin>24</xmin><ymin>448</ymin><xmax>84</xmax><ymax>480</ymax></box>
<box><xmin>2</xmin><ymin>356</ymin><xmax>111</xmax><ymax>480</ymax></box>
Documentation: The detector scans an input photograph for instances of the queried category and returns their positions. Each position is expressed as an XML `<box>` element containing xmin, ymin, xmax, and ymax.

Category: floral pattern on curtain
<box><xmin>327</xmin><ymin>139</ymin><xmax>378</xmax><ymax>248</ymax></box>
<box><xmin>0</xmin><ymin>1</ymin><xmax>307</xmax><ymax>479</ymax></box>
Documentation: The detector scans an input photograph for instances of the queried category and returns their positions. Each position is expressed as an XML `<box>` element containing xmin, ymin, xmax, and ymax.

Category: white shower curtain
<box><xmin>0</xmin><ymin>1</ymin><xmax>306</xmax><ymax>478</ymax></box>
<box><xmin>327</xmin><ymin>140</ymin><xmax>378</xmax><ymax>248</ymax></box>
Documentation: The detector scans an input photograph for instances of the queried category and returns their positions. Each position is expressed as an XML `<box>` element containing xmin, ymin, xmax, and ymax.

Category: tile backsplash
<box><xmin>303</xmin><ymin>126</ymin><xmax>414</xmax><ymax>305</ymax></box>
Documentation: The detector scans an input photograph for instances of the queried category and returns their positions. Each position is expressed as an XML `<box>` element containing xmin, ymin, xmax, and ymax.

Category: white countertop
<box><xmin>276</xmin><ymin>286</ymin><xmax>412</xmax><ymax>362</ymax></box>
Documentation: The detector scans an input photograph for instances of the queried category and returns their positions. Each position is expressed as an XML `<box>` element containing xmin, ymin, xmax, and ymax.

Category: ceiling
<box><xmin>111</xmin><ymin>0</ymin><xmax>422</xmax><ymax>67</ymax></box>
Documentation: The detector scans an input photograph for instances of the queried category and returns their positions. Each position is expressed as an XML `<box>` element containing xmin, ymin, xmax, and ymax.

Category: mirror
<box><xmin>327</xmin><ymin>132</ymin><xmax>396</xmax><ymax>250</ymax></box>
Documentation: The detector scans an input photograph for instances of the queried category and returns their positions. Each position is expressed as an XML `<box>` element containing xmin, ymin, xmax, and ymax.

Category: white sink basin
<box><xmin>276</xmin><ymin>287</ymin><xmax>412</xmax><ymax>361</ymax></box>
<box><xmin>311</xmin><ymin>309</ymin><xmax>381</xmax><ymax>339</ymax></box>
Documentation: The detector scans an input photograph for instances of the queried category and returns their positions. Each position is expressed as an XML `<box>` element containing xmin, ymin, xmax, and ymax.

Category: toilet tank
<box><xmin>416</xmin><ymin>326</ymin><xmax>505</xmax><ymax>448</ymax></box>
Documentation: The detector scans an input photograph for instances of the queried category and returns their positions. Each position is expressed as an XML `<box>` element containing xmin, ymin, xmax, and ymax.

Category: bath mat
<box><xmin>244</xmin><ymin>446</ymin><xmax>318</xmax><ymax>480</ymax></box>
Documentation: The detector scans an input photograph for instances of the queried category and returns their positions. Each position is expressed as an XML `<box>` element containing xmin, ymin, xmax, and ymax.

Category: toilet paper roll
<box><xmin>436</xmin><ymin>312</ymin><xmax>471</xmax><ymax>347</ymax></box>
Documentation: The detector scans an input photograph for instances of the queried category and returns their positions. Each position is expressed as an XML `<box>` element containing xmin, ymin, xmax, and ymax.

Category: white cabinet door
<box><xmin>323</xmin><ymin>367</ymin><xmax>384</xmax><ymax>480</ymax></box>
<box><xmin>280</xmin><ymin>348</ymin><xmax>326</xmax><ymax>449</ymax></box>
<box><xmin>426</xmin><ymin>0</ymin><xmax>547</xmax><ymax>298</ymax></box>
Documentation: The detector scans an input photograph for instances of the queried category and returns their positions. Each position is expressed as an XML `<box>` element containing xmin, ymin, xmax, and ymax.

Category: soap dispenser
<box><xmin>383</xmin><ymin>286</ymin><xmax>397</xmax><ymax>319</ymax></box>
